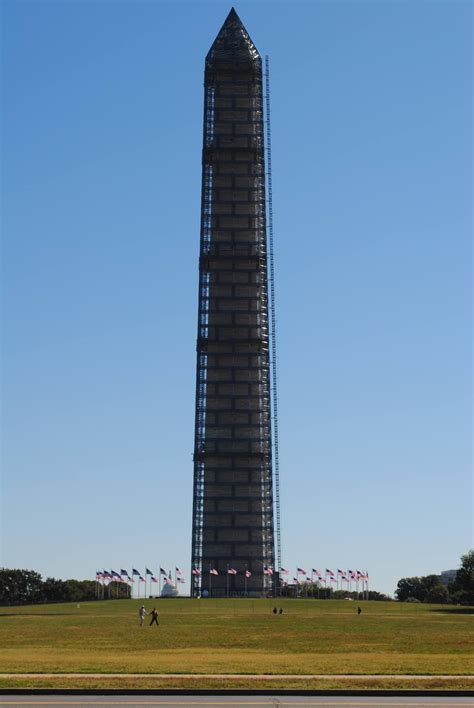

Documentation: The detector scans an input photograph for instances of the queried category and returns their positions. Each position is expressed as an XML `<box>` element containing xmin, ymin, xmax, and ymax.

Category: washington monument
<box><xmin>191</xmin><ymin>9</ymin><xmax>277</xmax><ymax>597</ymax></box>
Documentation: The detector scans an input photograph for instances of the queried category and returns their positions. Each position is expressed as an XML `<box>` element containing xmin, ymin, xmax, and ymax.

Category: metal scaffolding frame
<box><xmin>264</xmin><ymin>55</ymin><xmax>281</xmax><ymax>575</ymax></box>
<box><xmin>191</xmin><ymin>9</ymin><xmax>276</xmax><ymax>597</ymax></box>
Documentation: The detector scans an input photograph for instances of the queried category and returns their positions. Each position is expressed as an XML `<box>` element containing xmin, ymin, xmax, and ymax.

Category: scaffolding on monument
<box><xmin>191</xmin><ymin>8</ymin><xmax>276</xmax><ymax>598</ymax></box>
<box><xmin>264</xmin><ymin>55</ymin><xmax>281</xmax><ymax>576</ymax></box>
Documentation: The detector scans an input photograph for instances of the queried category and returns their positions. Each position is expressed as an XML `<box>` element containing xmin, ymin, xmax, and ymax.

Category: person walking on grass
<box><xmin>149</xmin><ymin>607</ymin><xmax>159</xmax><ymax>626</ymax></box>
<box><xmin>138</xmin><ymin>605</ymin><xmax>147</xmax><ymax>626</ymax></box>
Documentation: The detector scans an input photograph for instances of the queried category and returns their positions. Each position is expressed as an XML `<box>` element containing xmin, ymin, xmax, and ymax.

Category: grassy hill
<box><xmin>0</xmin><ymin>598</ymin><xmax>472</xmax><ymax>689</ymax></box>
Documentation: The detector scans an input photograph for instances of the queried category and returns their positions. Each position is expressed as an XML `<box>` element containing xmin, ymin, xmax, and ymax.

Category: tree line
<box><xmin>280</xmin><ymin>585</ymin><xmax>391</xmax><ymax>600</ymax></box>
<box><xmin>395</xmin><ymin>550</ymin><xmax>473</xmax><ymax>605</ymax></box>
<box><xmin>2</xmin><ymin>551</ymin><xmax>472</xmax><ymax>605</ymax></box>
<box><xmin>0</xmin><ymin>569</ymin><xmax>130</xmax><ymax>605</ymax></box>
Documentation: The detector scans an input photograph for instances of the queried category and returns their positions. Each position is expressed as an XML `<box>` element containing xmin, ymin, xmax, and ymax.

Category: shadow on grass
<box><xmin>430</xmin><ymin>607</ymin><xmax>474</xmax><ymax>615</ymax></box>
<box><xmin>0</xmin><ymin>612</ymin><xmax>84</xmax><ymax>617</ymax></box>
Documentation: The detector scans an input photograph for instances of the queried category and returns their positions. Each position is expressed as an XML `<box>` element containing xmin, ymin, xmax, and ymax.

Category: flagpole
<box><xmin>209</xmin><ymin>566</ymin><xmax>212</xmax><ymax>597</ymax></box>
<box><xmin>244</xmin><ymin>565</ymin><xmax>248</xmax><ymax>597</ymax></box>
<box><xmin>226</xmin><ymin>565</ymin><xmax>229</xmax><ymax>598</ymax></box>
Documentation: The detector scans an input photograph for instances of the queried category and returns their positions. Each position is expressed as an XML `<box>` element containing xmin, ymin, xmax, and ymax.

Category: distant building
<box><xmin>439</xmin><ymin>569</ymin><xmax>457</xmax><ymax>586</ymax></box>
<box><xmin>161</xmin><ymin>582</ymin><xmax>179</xmax><ymax>598</ymax></box>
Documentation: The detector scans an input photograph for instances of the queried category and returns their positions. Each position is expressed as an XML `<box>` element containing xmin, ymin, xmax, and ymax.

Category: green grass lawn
<box><xmin>0</xmin><ymin>598</ymin><xmax>472</xmax><ymax>689</ymax></box>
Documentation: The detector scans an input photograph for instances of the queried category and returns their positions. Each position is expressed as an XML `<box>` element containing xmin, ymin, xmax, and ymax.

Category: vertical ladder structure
<box><xmin>264</xmin><ymin>55</ymin><xmax>281</xmax><ymax>575</ymax></box>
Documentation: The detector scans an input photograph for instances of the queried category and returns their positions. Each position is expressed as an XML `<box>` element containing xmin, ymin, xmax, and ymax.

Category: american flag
<box><xmin>177</xmin><ymin>577</ymin><xmax>186</xmax><ymax>583</ymax></box>
<box><xmin>318</xmin><ymin>577</ymin><xmax>326</xmax><ymax>583</ymax></box>
<box><xmin>326</xmin><ymin>568</ymin><xmax>335</xmax><ymax>576</ymax></box>
<box><xmin>330</xmin><ymin>576</ymin><xmax>337</xmax><ymax>583</ymax></box>
<box><xmin>120</xmin><ymin>569</ymin><xmax>129</xmax><ymax>576</ymax></box>
<box><xmin>245</xmin><ymin>570</ymin><xmax>252</xmax><ymax>578</ymax></box>
<box><xmin>132</xmin><ymin>569</ymin><xmax>140</xmax><ymax>576</ymax></box>
<box><xmin>209</xmin><ymin>568</ymin><xmax>219</xmax><ymax>576</ymax></box>
<box><xmin>176</xmin><ymin>567</ymin><xmax>183</xmax><ymax>575</ymax></box>
<box><xmin>159</xmin><ymin>567</ymin><xmax>167</xmax><ymax>575</ymax></box>
<box><xmin>293</xmin><ymin>577</ymin><xmax>300</xmax><ymax>583</ymax></box>
<box><xmin>263</xmin><ymin>565</ymin><xmax>273</xmax><ymax>575</ymax></box>
<box><xmin>139</xmin><ymin>576</ymin><xmax>145</xmax><ymax>582</ymax></box>
<box><xmin>297</xmin><ymin>567</ymin><xmax>306</xmax><ymax>574</ymax></box>
<box><xmin>280</xmin><ymin>568</ymin><xmax>289</xmax><ymax>574</ymax></box>
<box><xmin>145</xmin><ymin>568</ymin><xmax>153</xmax><ymax>575</ymax></box>
<box><xmin>151</xmin><ymin>576</ymin><xmax>158</xmax><ymax>583</ymax></box>
<box><xmin>337</xmin><ymin>568</ymin><xmax>344</xmax><ymax>575</ymax></box>
<box><xmin>315</xmin><ymin>569</ymin><xmax>322</xmax><ymax>576</ymax></box>
<box><xmin>306</xmin><ymin>577</ymin><xmax>312</xmax><ymax>582</ymax></box>
<box><xmin>227</xmin><ymin>568</ymin><xmax>237</xmax><ymax>575</ymax></box>
<box><xmin>192</xmin><ymin>568</ymin><xmax>201</xmax><ymax>576</ymax></box>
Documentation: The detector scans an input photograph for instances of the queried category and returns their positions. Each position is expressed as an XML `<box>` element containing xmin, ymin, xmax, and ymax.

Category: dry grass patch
<box><xmin>0</xmin><ymin>598</ymin><xmax>472</xmax><ymax>685</ymax></box>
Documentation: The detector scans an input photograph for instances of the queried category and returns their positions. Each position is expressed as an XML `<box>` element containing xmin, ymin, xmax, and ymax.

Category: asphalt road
<box><xmin>0</xmin><ymin>696</ymin><xmax>473</xmax><ymax>708</ymax></box>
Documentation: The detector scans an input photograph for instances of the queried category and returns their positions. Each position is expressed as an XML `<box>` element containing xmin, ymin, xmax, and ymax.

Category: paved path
<box><xmin>0</xmin><ymin>694</ymin><xmax>473</xmax><ymax>707</ymax></box>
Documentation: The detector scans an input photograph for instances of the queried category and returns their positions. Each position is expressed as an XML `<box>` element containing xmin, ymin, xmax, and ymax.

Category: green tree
<box><xmin>42</xmin><ymin>578</ymin><xmax>69</xmax><ymax>603</ymax></box>
<box><xmin>425</xmin><ymin>583</ymin><xmax>449</xmax><ymax>604</ymax></box>
<box><xmin>0</xmin><ymin>569</ymin><xmax>43</xmax><ymax>605</ymax></box>
<box><xmin>448</xmin><ymin>550</ymin><xmax>474</xmax><ymax>605</ymax></box>
<box><xmin>395</xmin><ymin>576</ymin><xmax>425</xmax><ymax>602</ymax></box>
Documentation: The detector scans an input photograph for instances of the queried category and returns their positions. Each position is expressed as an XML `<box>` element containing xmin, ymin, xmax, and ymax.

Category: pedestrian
<box><xmin>357</xmin><ymin>606</ymin><xmax>362</xmax><ymax>615</ymax></box>
<box><xmin>138</xmin><ymin>605</ymin><xmax>147</xmax><ymax>626</ymax></box>
<box><xmin>149</xmin><ymin>607</ymin><xmax>159</xmax><ymax>626</ymax></box>
<box><xmin>279</xmin><ymin>608</ymin><xmax>283</xmax><ymax>614</ymax></box>
<box><xmin>272</xmin><ymin>607</ymin><xmax>277</xmax><ymax>614</ymax></box>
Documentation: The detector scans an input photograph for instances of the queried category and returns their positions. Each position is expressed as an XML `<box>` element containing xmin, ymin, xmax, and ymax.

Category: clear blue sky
<box><xmin>2</xmin><ymin>0</ymin><xmax>472</xmax><ymax>597</ymax></box>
